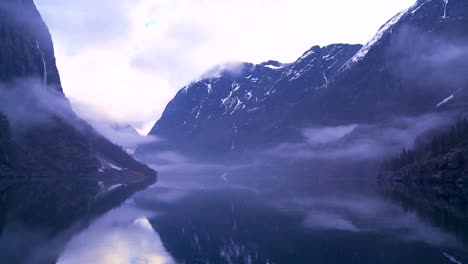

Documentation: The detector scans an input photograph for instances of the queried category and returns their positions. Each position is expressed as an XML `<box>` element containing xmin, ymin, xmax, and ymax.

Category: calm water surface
<box><xmin>57</xmin><ymin>170</ymin><xmax>468</xmax><ymax>264</ymax></box>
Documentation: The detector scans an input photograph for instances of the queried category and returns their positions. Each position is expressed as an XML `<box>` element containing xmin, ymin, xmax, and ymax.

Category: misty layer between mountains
<box><xmin>137</xmin><ymin>29</ymin><xmax>468</xmax><ymax>176</ymax></box>
<box><xmin>0</xmin><ymin>79</ymin><xmax>71</xmax><ymax>130</ymax></box>
<box><xmin>0</xmin><ymin>78</ymin><xmax>157</xmax><ymax>154</ymax></box>
<box><xmin>138</xmin><ymin>113</ymin><xmax>455</xmax><ymax>179</ymax></box>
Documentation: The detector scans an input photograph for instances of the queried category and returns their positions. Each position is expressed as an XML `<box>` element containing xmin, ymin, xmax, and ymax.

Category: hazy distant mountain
<box><xmin>137</xmin><ymin>44</ymin><xmax>362</xmax><ymax>158</ymax></box>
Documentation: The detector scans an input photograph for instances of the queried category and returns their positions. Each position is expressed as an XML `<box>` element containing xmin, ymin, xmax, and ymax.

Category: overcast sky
<box><xmin>35</xmin><ymin>0</ymin><xmax>416</xmax><ymax>134</ymax></box>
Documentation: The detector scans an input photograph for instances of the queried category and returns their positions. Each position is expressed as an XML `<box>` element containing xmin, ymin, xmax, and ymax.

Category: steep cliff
<box><xmin>0</xmin><ymin>0</ymin><xmax>155</xmax><ymax>178</ymax></box>
<box><xmin>0</xmin><ymin>0</ymin><xmax>62</xmax><ymax>90</ymax></box>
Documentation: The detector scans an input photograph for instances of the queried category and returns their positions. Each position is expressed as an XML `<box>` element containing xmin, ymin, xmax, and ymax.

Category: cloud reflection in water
<box><xmin>57</xmin><ymin>200</ymin><xmax>175</xmax><ymax>264</ymax></box>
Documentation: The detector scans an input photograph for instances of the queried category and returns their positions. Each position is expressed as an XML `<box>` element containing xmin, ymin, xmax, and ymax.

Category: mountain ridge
<box><xmin>137</xmin><ymin>43</ymin><xmax>362</xmax><ymax>158</ymax></box>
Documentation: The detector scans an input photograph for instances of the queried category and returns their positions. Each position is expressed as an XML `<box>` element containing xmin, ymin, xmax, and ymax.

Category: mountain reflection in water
<box><xmin>56</xmin><ymin>169</ymin><xmax>468</xmax><ymax>264</ymax></box>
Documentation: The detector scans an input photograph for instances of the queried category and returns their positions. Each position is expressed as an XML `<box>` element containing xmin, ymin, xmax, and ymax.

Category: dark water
<box><xmin>53</xmin><ymin>169</ymin><xmax>468</xmax><ymax>264</ymax></box>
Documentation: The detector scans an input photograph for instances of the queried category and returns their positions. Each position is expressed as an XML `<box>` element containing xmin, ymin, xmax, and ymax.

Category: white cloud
<box><xmin>35</xmin><ymin>0</ymin><xmax>416</xmax><ymax>134</ymax></box>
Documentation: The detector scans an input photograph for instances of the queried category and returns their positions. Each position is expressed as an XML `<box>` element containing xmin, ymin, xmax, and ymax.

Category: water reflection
<box><xmin>26</xmin><ymin>168</ymin><xmax>468</xmax><ymax>264</ymax></box>
<box><xmin>57</xmin><ymin>199</ymin><xmax>175</xmax><ymax>264</ymax></box>
<box><xmin>130</xmin><ymin>175</ymin><xmax>468</xmax><ymax>264</ymax></box>
<box><xmin>383</xmin><ymin>184</ymin><xmax>468</xmax><ymax>246</ymax></box>
<box><xmin>0</xmin><ymin>179</ymin><xmax>102</xmax><ymax>264</ymax></box>
<box><xmin>0</xmin><ymin>178</ymin><xmax>156</xmax><ymax>264</ymax></box>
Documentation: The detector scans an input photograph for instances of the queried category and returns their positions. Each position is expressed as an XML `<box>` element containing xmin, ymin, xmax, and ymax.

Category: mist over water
<box><xmin>52</xmin><ymin>158</ymin><xmax>468</xmax><ymax>264</ymax></box>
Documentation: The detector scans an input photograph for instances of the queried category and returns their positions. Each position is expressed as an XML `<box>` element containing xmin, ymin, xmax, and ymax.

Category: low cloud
<box><xmin>266</xmin><ymin>113</ymin><xmax>454</xmax><ymax>161</ymax></box>
<box><xmin>389</xmin><ymin>25</ymin><xmax>468</xmax><ymax>94</ymax></box>
<box><xmin>71</xmin><ymin>100</ymin><xmax>158</xmax><ymax>151</ymax></box>
<box><xmin>0</xmin><ymin>78</ymin><xmax>76</xmax><ymax>130</ymax></box>
<box><xmin>271</xmin><ymin>193</ymin><xmax>460</xmax><ymax>246</ymax></box>
<box><xmin>303</xmin><ymin>211</ymin><xmax>359</xmax><ymax>232</ymax></box>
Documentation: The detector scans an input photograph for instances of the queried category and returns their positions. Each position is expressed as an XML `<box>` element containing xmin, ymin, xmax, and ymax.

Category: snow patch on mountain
<box><xmin>298</xmin><ymin>49</ymin><xmax>316</xmax><ymax>62</ymax></box>
<box><xmin>245</xmin><ymin>91</ymin><xmax>253</xmax><ymax>100</ymax></box>
<box><xmin>322</xmin><ymin>71</ymin><xmax>329</xmax><ymax>83</ymax></box>
<box><xmin>436</xmin><ymin>88</ymin><xmax>462</xmax><ymax>108</ymax></box>
<box><xmin>437</xmin><ymin>94</ymin><xmax>454</xmax><ymax>107</ymax></box>
<box><xmin>230</xmin><ymin>98</ymin><xmax>245</xmax><ymax>114</ymax></box>
<box><xmin>287</xmin><ymin>58</ymin><xmax>317</xmax><ymax>81</ymax></box>
<box><xmin>232</xmin><ymin>83</ymin><xmax>241</xmax><ymax>92</ymax></box>
<box><xmin>411</xmin><ymin>0</ymin><xmax>432</xmax><ymax>14</ymax></box>
<box><xmin>108</xmin><ymin>184</ymin><xmax>125</xmax><ymax>192</ymax></box>
<box><xmin>442</xmin><ymin>252</ymin><xmax>462</xmax><ymax>264</ymax></box>
<box><xmin>323</xmin><ymin>46</ymin><xmax>343</xmax><ymax>61</ymax></box>
<box><xmin>340</xmin><ymin>9</ymin><xmax>409</xmax><ymax>71</ymax></box>
<box><xmin>264</xmin><ymin>64</ymin><xmax>284</xmax><ymax>70</ymax></box>
<box><xmin>108</xmin><ymin>162</ymin><xmax>124</xmax><ymax>170</ymax></box>
<box><xmin>221</xmin><ymin>91</ymin><xmax>233</xmax><ymax>105</ymax></box>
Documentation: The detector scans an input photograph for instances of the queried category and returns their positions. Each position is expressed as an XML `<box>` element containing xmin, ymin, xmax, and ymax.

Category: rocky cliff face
<box><xmin>0</xmin><ymin>0</ymin><xmax>156</xmax><ymax>178</ymax></box>
<box><xmin>0</xmin><ymin>0</ymin><xmax>62</xmax><ymax>91</ymax></box>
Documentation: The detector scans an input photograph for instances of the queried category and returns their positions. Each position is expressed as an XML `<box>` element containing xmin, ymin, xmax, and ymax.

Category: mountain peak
<box><xmin>139</xmin><ymin>43</ymin><xmax>362</xmax><ymax>157</ymax></box>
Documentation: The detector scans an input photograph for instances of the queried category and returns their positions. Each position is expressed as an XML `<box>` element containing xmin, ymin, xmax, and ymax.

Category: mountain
<box><xmin>0</xmin><ymin>2</ymin><xmax>159</xmax><ymax>262</ymax></box>
<box><xmin>0</xmin><ymin>0</ymin><xmax>62</xmax><ymax>91</ymax></box>
<box><xmin>139</xmin><ymin>0</ymin><xmax>468</xmax><ymax>161</ymax></box>
<box><xmin>0</xmin><ymin>1</ymin><xmax>156</xmax><ymax>179</ymax></box>
<box><xmin>137</xmin><ymin>44</ymin><xmax>362</xmax><ymax>158</ymax></box>
<box><xmin>288</xmin><ymin>0</ymin><xmax>468</xmax><ymax>126</ymax></box>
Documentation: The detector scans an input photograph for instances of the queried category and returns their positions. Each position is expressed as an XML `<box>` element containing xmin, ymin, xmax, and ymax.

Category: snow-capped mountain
<box><xmin>137</xmin><ymin>44</ymin><xmax>362</xmax><ymax>157</ymax></box>
<box><xmin>139</xmin><ymin>0</ymin><xmax>468</xmax><ymax>159</ymax></box>
<box><xmin>289</xmin><ymin>0</ymin><xmax>468</xmax><ymax>126</ymax></box>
